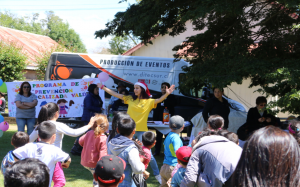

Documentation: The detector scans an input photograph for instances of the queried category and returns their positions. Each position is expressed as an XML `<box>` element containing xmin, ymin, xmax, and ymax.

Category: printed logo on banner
<box><xmin>152</xmin><ymin>80</ymin><xmax>158</xmax><ymax>85</ymax></box>
<box><xmin>138</xmin><ymin>79</ymin><xmax>150</xmax><ymax>84</ymax></box>
<box><xmin>6</xmin><ymin>78</ymin><xmax>105</xmax><ymax>118</ymax></box>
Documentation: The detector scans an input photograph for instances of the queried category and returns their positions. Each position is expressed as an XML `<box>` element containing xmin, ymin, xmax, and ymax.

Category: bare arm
<box><xmin>15</xmin><ymin>101</ymin><xmax>31</xmax><ymax>109</ymax></box>
<box><xmin>155</xmin><ymin>85</ymin><xmax>175</xmax><ymax>104</ymax></box>
<box><xmin>22</xmin><ymin>100</ymin><xmax>38</xmax><ymax>108</ymax></box>
<box><xmin>97</xmin><ymin>82</ymin><xmax>123</xmax><ymax>100</ymax></box>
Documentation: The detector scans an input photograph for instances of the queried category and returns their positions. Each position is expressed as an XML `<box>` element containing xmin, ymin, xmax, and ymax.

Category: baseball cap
<box><xmin>95</xmin><ymin>155</ymin><xmax>126</xmax><ymax>184</ymax></box>
<box><xmin>176</xmin><ymin>146</ymin><xmax>192</xmax><ymax>163</ymax></box>
<box><xmin>169</xmin><ymin>115</ymin><xmax>185</xmax><ymax>130</ymax></box>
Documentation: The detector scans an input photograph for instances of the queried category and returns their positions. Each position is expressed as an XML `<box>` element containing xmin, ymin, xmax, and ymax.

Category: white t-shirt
<box><xmin>30</xmin><ymin>120</ymin><xmax>89</xmax><ymax>149</ymax></box>
<box><xmin>13</xmin><ymin>142</ymin><xmax>69</xmax><ymax>187</ymax></box>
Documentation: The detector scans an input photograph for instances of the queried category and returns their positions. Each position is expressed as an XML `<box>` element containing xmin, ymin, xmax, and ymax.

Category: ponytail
<box><xmin>36</xmin><ymin>102</ymin><xmax>59</xmax><ymax>129</ymax></box>
<box><xmin>93</xmin><ymin>114</ymin><xmax>109</xmax><ymax>137</ymax></box>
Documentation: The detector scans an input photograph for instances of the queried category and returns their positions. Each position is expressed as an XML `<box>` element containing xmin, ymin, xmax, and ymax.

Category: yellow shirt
<box><xmin>123</xmin><ymin>95</ymin><xmax>157</xmax><ymax>131</ymax></box>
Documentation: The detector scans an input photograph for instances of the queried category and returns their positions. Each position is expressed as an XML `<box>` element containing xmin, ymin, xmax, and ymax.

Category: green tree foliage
<box><xmin>0</xmin><ymin>11</ymin><xmax>86</xmax><ymax>53</ymax></box>
<box><xmin>95</xmin><ymin>0</ymin><xmax>300</xmax><ymax>114</ymax></box>
<box><xmin>0</xmin><ymin>41</ymin><xmax>27</xmax><ymax>82</ymax></box>
<box><xmin>108</xmin><ymin>34</ymin><xmax>138</xmax><ymax>55</ymax></box>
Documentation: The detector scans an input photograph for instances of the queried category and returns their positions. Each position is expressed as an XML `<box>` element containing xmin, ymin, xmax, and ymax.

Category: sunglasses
<box><xmin>23</xmin><ymin>86</ymin><xmax>30</xmax><ymax>88</ymax></box>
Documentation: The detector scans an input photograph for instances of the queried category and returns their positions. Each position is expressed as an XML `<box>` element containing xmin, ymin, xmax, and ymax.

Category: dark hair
<box><xmin>11</xmin><ymin>132</ymin><xmax>29</xmax><ymax>148</ymax></box>
<box><xmin>213</xmin><ymin>87</ymin><xmax>224</xmax><ymax>92</ymax></box>
<box><xmin>231</xmin><ymin>126</ymin><xmax>300</xmax><ymax>187</ymax></box>
<box><xmin>4</xmin><ymin>158</ymin><xmax>50</xmax><ymax>187</ymax></box>
<box><xmin>142</xmin><ymin>131</ymin><xmax>156</xmax><ymax>146</ymax></box>
<box><xmin>178</xmin><ymin>158</ymin><xmax>189</xmax><ymax>166</ymax></box>
<box><xmin>217</xmin><ymin>129</ymin><xmax>229</xmax><ymax>137</ymax></box>
<box><xmin>117</xmin><ymin>117</ymin><xmax>136</xmax><ymax>136</ymax></box>
<box><xmin>119</xmin><ymin>88</ymin><xmax>129</xmax><ymax>95</ymax></box>
<box><xmin>256</xmin><ymin>96</ymin><xmax>267</xmax><ymax>105</ymax></box>
<box><xmin>194</xmin><ymin>128</ymin><xmax>218</xmax><ymax>143</ymax></box>
<box><xmin>69</xmin><ymin>100</ymin><xmax>75</xmax><ymax>106</ymax></box>
<box><xmin>208</xmin><ymin>115</ymin><xmax>224</xmax><ymax>130</ymax></box>
<box><xmin>57</xmin><ymin>99</ymin><xmax>68</xmax><ymax>104</ymax></box>
<box><xmin>289</xmin><ymin>120</ymin><xmax>300</xmax><ymax>145</ymax></box>
<box><xmin>224</xmin><ymin>132</ymin><xmax>239</xmax><ymax>144</ymax></box>
<box><xmin>37</xmin><ymin>121</ymin><xmax>56</xmax><ymax>140</ymax></box>
<box><xmin>36</xmin><ymin>102</ymin><xmax>59</xmax><ymax>126</ymax></box>
<box><xmin>132</xmin><ymin>86</ymin><xmax>150</xmax><ymax>100</ymax></box>
<box><xmin>0</xmin><ymin>92</ymin><xmax>5</xmax><ymax>97</ymax></box>
<box><xmin>108</xmin><ymin>112</ymin><xmax>129</xmax><ymax>142</ymax></box>
<box><xmin>161</xmin><ymin>82</ymin><xmax>170</xmax><ymax>88</ymax></box>
<box><xmin>19</xmin><ymin>82</ymin><xmax>32</xmax><ymax>96</ymax></box>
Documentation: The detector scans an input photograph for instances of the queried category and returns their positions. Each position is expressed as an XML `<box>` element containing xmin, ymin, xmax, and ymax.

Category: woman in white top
<box><xmin>29</xmin><ymin>102</ymin><xmax>95</xmax><ymax>186</ymax></box>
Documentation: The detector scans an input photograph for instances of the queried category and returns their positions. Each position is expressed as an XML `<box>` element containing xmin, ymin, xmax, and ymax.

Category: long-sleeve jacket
<box><xmin>180</xmin><ymin>135</ymin><xmax>242</xmax><ymax>187</ymax></box>
<box><xmin>81</xmin><ymin>93</ymin><xmax>103</xmax><ymax>122</ymax></box>
<box><xmin>245</xmin><ymin>107</ymin><xmax>276</xmax><ymax>131</ymax></box>
<box><xmin>202</xmin><ymin>97</ymin><xmax>230</xmax><ymax>127</ymax></box>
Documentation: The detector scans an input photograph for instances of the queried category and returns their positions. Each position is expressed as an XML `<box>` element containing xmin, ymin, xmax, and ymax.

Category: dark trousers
<box><xmin>154</xmin><ymin>130</ymin><xmax>169</xmax><ymax>155</ymax></box>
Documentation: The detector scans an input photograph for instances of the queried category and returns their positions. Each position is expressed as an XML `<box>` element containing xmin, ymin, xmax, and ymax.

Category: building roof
<box><xmin>122</xmin><ymin>35</ymin><xmax>158</xmax><ymax>56</ymax></box>
<box><xmin>0</xmin><ymin>26</ymin><xmax>60</xmax><ymax>69</ymax></box>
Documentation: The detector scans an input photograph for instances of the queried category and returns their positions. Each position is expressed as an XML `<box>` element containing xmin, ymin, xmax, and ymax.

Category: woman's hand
<box><xmin>165</xmin><ymin>85</ymin><xmax>175</xmax><ymax>95</ymax></box>
<box><xmin>97</xmin><ymin>82</ymin><xmax>103</xmax><ymax>89</ymax></box>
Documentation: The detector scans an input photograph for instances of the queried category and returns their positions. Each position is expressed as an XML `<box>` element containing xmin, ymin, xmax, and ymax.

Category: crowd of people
<box><xmin>2</xmin><ymin>80</ymin><xmax>300</xmax><ymax>187</ymax></box>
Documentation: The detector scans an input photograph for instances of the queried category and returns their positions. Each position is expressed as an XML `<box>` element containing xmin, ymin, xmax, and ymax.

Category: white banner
<box><xmin>6</xmin><ymin>78</ymin><xmax>105</xmax><ymax>118</ymax></box>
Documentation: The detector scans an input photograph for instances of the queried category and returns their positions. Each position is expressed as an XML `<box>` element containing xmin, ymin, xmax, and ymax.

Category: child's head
<box><xmin>109</xmin><ymin>112</ymin><xmax>129</xmax><ymax>142</ymax></box>
<box><xmin>94</xmin><ymin>155</ymin><xmax>125</xmax><ymax>187</ymax></box>
<box><xmin>142</xmin><ymin>131</ymin><xmax>156</xmax><ymax>148</ymax></box>
<box><xmin>224</xmin><ymin>132</ymin><xmax>239</xmax><ymax>145</ymax></box>
<box><xmin>207</xmin><ymin>115</ymin><xmax>224</xmax><ymax>130</ymax></box>
<box><xmin>37</xmin><ymin>102</ymin><xmax>59</xmax><ymax>125</ymax></box>
<box><xmin>169</xmin><ymin>115</ymin><xmax>185</xmax><ymax>133</ymax></box>
<box><xmin>176</xmin><ymin>146</ymin><xmax>192</xmax><ymax>167</ymax></box>
<box><xmin>37</xmin><ymin>121</ymin><xmax>56</xmax><ymax>142</ymax></box>
<box><xmin>11</xmin><ymin>132</ymin><xmax>29</xmax><ymax>148</ymax></box>
<box><xmin>289</xmin><ymin>120</ymin><xmax>300</xmax><ymax>145</ymax></box>
<box><xmin>117</xmin><ymin>117</ymin><xmax>136</xmax><ymax>137</ymax></box>
<box><xmin>93</xmin><ymin>113</ymin><xmax>109</xmax><ymax>137</ymax></box>
<box><xmin>4</xmin><ymin>158</ymin><xmax>50</xmax><ymax>187</ymax></box>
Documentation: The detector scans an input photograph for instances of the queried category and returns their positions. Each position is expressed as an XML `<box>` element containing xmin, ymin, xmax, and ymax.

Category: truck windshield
<box><xmin>179</xmin><ymin>73</ymin><xmax>203</xmax><ymax>98</ymax></box>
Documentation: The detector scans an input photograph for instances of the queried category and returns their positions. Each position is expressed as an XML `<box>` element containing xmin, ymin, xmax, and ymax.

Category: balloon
<box><xmin>0</xmin><ymin>121</ymin><xmax>9</xmax><ymax>131</ymax></box>
<box><xmin>104</xmin><ymin>77</ymin><xmax>116</xmax><ymax>89</ymax></box>
<box><xmin>98</xmin><ymin>72</ymin><xmax>109</xmax><ymax>82</ymax></box>
<box><xmin>0</xmin><ymin>82</ymin><xmax>7</xmax><ymax>93</ymax></box>
<box><xmin>0</xmin><ymin>115</ymin><xmax>3</xmax><ymax>123</ymax></box>
<box><xmin>0</xmin><ymin>79</ymin><xmax>3</xmax><ymax>86</ymax></box>
<box><xmin>0</xmin><ymin>130</ymin><xmax>3</xmax><ymax>138</ymax></box>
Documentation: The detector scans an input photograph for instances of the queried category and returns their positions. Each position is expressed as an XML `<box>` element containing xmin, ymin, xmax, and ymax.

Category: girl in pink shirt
<box><xmin>79</xmin><ymin>114</ymin><xmax>108</xmax><ymax>187</ymax></box>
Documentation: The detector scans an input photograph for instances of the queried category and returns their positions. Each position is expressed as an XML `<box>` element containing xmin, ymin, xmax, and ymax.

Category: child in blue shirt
<box><xmin>160</xmin><ymin>115</ymin><xmax>184</xmax><ymax>187</ymax></box>
<box><xmin>1</xmin><ymin>132</ymin><xmax>29</xmax><ymax>174</ymax></box>
<box><xmin>170</xmin><ymin>146</ymin><xmax>192</xmax><ymax>187</ymax></box>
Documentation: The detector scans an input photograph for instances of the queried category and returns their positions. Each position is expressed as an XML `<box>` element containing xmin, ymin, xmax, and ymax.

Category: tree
<box><xmin>0</xmin><ymin>11</ymin><xmax>86</xmax><ymax>53</ymax></box>
<box><xmin>0</xmin><ymin>41</ymin><xmax>27</xmax><ymax>82</ymax></box>
<box><xmin>95</xmin><ymin>0</ymin><xmax>300</xmax><ymax>115</ymax></box>
<box><xmin>108</xmin><ymin>34</ymin><xmax>138</xmax><ymax>55</ymax></box>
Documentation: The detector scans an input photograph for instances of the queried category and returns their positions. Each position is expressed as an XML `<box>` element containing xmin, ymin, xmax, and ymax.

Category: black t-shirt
<box><xmin>152</xmin><ymin>93</ymin><xmax>175</xmax><ymax>121</ymax></box>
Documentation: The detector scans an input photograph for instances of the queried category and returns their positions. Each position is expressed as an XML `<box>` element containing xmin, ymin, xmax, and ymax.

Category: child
<box><xmin>107</xmin><ymin>117</ymin><xmax>148</xmax><ymax>187</ymax></box>
<box><xmin>224</xmin><ymin>132</ymin><xmax>239</xmax><ymax>145</ymax></box>
<box><xmin>1</xmin><ymin>132</ymin><xmax>29</xmax><ymax>174</ymax></box>
<box><xmin>170</xmin><ymin>146</ymin><xmax>192</xmax><ymax>187</ymax></box>
<box><xmin>79</xmin><ymin>114</ymin><xmax>109</xmax><ymax>187</ymax></box>
<box><xmin>93</xmin><ymin>155</ymin><xmax>126</xmax><ymax>187</ymax></box>
<box><xmin>12</xmin><ymin>121</ymin><xmax>71</xmax><ymax>187</ymax></box>
<box><xmin>4</xmin><ymin>158</ymin><xmax>50</xmax><ymax>187</ymax></box>
<box><xmin>160</xmin><ymin>115</ymin><xmax>184</xmax><ymax>187</ymax></box>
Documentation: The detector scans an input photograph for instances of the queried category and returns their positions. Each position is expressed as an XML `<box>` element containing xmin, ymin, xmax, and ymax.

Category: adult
<box><xmin>153</xmin><ymin>82</ymin><xmax>175</xmax><ymax>156</ymax></box>
<box><xmin>15</xmin><ymin>82</ymin><xmax>38</xmax><ymax>135</ymax></box>
<box><xmin>231</xmin><ymin>126</ymin><xmax>300</xmax><ymax>187</ymax></box>
<box><xmin>108</xmin><ymin>82</ymin><xmax>126</xmax><ymax>112</ymax></box>
<box><xmin>82</xmin><ymin>84</ymin><xmax>103</xmax><ymax>125</ymax></box>
<box><xmin>181</xmin><ymin>129</ymin><xmax>242</xmax><ymax>187</ymax></box>
<box><xmin>202</xmin><ymin>87</ymin><xmax>230</xmax><ymax>129</ymax></box>
<box><xmin>237</xmin><ymin>96</ymin><xmax>276</xmax><ymax>141</ymax></box>
<box><xmin>0</xmin><ymin>92</ymin><xmax>6</xmax><ymax>113</ymax></box>
<box><xmin>111</xmin><ymin>88</ymin><xmax>129</xmax><ymax>112</ymax></box>
<box><xmin>97</xmin><ymin>81</ymin><xmax>175</xmax><ymax>184</ymax></box>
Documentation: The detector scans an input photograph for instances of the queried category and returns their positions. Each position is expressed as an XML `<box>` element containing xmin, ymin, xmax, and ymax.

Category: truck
<box><xmin>45</xmin><ymin>52</ymin><xmax>246</xmax><ymax>122</ymax></box>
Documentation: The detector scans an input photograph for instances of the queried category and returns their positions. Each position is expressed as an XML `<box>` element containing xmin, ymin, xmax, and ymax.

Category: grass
<box><xmin>0</xmin><ymin>125</ymin><xmax>164</xmax><ymax>187</ymax></box>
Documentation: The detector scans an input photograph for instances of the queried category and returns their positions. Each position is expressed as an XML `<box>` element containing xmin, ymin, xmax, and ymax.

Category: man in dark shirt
<box><xmin>153</xmin><ymin>82</ymin><xmax>175</xmax><ymax>156</ymax></box>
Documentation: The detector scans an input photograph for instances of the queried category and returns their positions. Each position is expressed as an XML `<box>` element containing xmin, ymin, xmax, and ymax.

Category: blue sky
<box><xmin>0</xmin><ymin>0</ymin><xmax>137</xmax><ymax>53</ymax></box>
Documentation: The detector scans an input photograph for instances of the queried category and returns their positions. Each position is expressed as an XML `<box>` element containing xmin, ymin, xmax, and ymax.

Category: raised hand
<box><xmin>165</xmin><ymin>85</ymin><xmax>175</xmax><ymax>95</ymax></box>
<box><xmin>97</xmin><ymin>82</ymin><xmax>103</xmax><ymax>88</ymax></box>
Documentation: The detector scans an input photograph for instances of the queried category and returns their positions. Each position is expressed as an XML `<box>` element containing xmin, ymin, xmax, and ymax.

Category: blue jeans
<box><xmin>133</xmin><ymin>131</ymin><xmax>160</xmax><ymax>176</ymax></box>
<box><xmin>16</xmin><ymin>118</ymin><xmax>36</xmax><ymax>135</ymax></box>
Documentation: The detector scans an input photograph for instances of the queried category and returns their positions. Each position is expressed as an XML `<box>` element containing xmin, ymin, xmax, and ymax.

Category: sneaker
<box><xmin>155</xmin><ymin>175</ymin><xmax>162</xmax><ymax>184</ymax></box>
